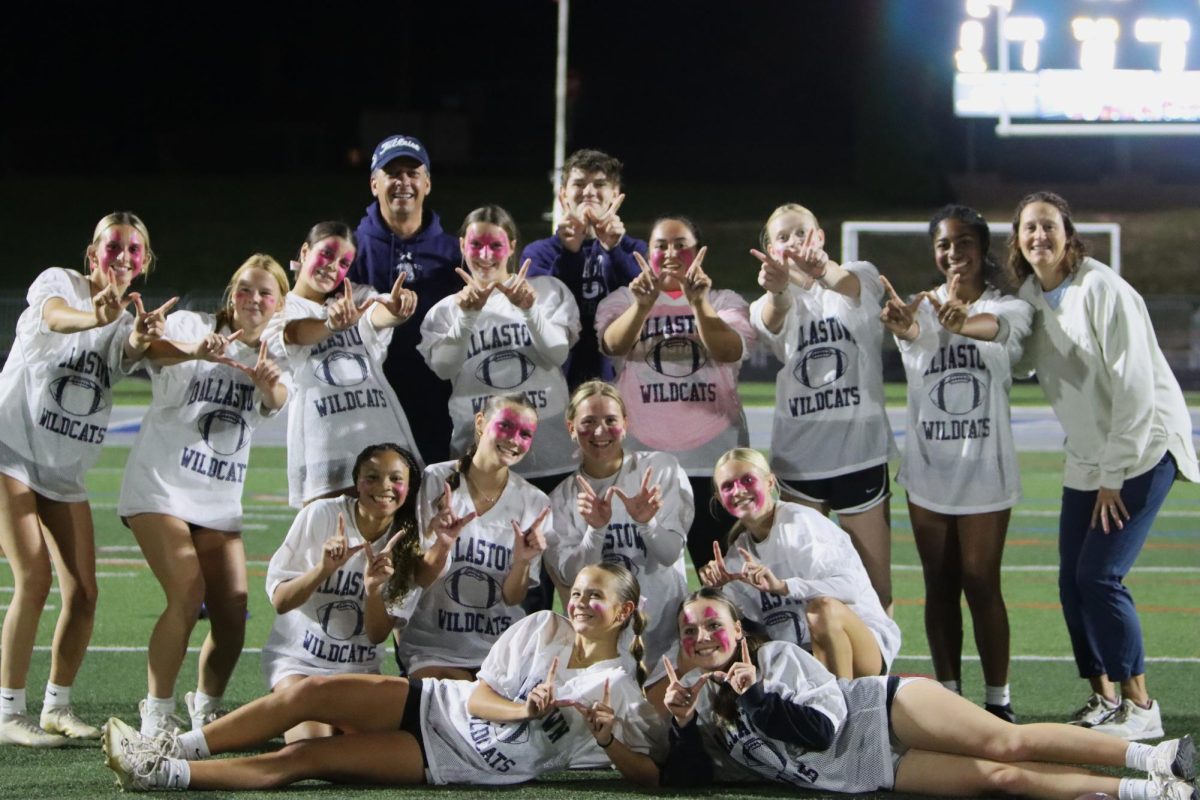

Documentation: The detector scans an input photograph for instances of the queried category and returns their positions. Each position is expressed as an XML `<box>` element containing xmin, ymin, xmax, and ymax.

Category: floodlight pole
<box><xmin>550</xmin><ymin>0</ymin><xmax>570</xmax><ymax>231</ymax></box>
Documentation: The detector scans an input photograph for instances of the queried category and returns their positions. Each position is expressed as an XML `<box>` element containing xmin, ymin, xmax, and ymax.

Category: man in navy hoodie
<box><xmin>520</xmin><ymin>149</ymin><xmax>647</xmax><ymax>390</ymax></box>
<box><xmin>348</xmin><ymin>134</ymin><xmax>461</xmax><ymax>463</ymax></box>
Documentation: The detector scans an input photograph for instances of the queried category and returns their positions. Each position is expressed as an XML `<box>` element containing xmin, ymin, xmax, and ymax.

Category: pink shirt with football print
<box><xmin>595</xmin><ymin>288</ymin><xmax>754</xmax><ymax>475</ymax></box>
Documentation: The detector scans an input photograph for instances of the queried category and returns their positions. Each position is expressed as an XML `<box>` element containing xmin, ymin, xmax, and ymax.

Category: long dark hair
<box><xmin>443</xmin><ymin>393</ymin><xmax>538</xmax><ymax>496</ymax></box>
<box><xmin>349</xmin><ymin>443</ymin><xmax>423</xmax><ymax>606</ymax></box>
<box><xmin>1006</xmin><ymin>191</ymin><xmax>1087</xmax><ymax>287</ymax></box>
<box><xmin>678</xmin><ymin>587</ymin><xmax>770</xmax><ymax>724</ymax></box>
<box><xmin>928</xmin><ymin>204</ymin><xmax>1009</xmax><ymax>293</ymax></box>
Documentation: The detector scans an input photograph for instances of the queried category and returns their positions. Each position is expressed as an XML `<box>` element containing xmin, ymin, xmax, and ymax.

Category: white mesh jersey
<box><xmin>0</xmin><ymin>268</ymin><xmax>135</xmax><ymax>500</ymax></box>
<box><xmin>749</xmin><ymin>262</ymin><xmax>893</xmax><ymax>480</ymax></box>
<box><xmin>117</xmin><ymin>311</ymin><xmax>291</xmax><ymax>531</ymax></box>
<box><xmin>260</xmin><ymin>495</ymin><xmax>422</xmax><ymax>688</ymax></box>
<box><xmin>395</xmin><ymin>461</ymin><xmax>550</xmax><ymax>672</ymax></box>
<box><xmin>546</xmin><ymin>450</ymin><xmax>694</xmax><ymax>671</ymax></box>
<box><xmin>721</xmin><ymin>503</ymin><xmax>901</xmax><ymax>668</ymax></box>
<box><xmin>689</xmin><ymin>641</ymin><xmax>896</xmax><ymax>793</ymax></box>
<box><xmin>418</xmin><ymin>611</ymin><xmax>662</xmax><ymax>785</ymax></box>
<box><xmin>418</xmin><ymin>277</ymin><xmax>581</xmax><ymax>479</ymax></box>
<box><xmin>896</xmin><ymin>285</ymin><xmax>1033</xmax><ymax>514</ymax></box>
<box><xmin>594</xmin><ymin>288</ymin><xmax>755</xmax><ymax>475</ymax></box>
<box><xmin>275</xmin><ymin>285</ymin><xmax>422</xmax><ymax>508</ymax></box>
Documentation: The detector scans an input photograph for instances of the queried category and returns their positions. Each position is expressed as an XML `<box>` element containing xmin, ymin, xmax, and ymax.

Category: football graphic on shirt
<box><xmin>763</xmin><ymin>609</ymin><xmax>808</xmax><ymax>647</ymax></box>
<box><xmin>197</xmin><ymin>409</ymin><xmax>252</xmax><ymax>456</ymax></box>
<box><xmin>475</xmin><ymin>351</ymin><xmax>536</xmax><ymax>390</ymax></box>
<box><xmin>741</xmin><ymin>736</ymin><xmax>788</xmax><ymax>773</ymax></box>
<box><xmin>929</xmin><ymin>371</ymin><xmax>986</xmax><ymax>415</ymax></box>
<box><xmin>646</xmin><ymin>336</ymin><xmax>707</xmax><ymax>378</ymax></box>
<box><xmin>602</xmin><ymin>551</ymin><xmax>639</xmax><ymax>577</ymax></box>
<box><xmin>445</xmin><ymin>566</ymin><xmax>502</xmax><ymax>609</ymax></box>
<box><xmin>792</xmin><ymin>347</ymin><xmax>847</xmax><ymax>389</ymax></box>
<box><xmin>48</xmin><ymin>374</ymin><xmax>109</xmax><ymax>417</ymax></box>
<box><xmin>316</xmin><ymin>599</ymin><xmax>364</xmax><ymax>641</ymax></box>
<box><xmin>488</xmin><ymin>719</ymin><xmax>531</xmax><ymax>745</ymax></box>
<box><xmin>313</xmin><ymin>351</ymin><xmax>369</xmax><ymax>387</ymax></box>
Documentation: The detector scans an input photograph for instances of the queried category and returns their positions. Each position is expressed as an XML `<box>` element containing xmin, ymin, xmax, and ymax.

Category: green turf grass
<box><xmin>0</xmin><ymin>447</ymin><xmax>1196</xmax><ymax>798</ymax></box>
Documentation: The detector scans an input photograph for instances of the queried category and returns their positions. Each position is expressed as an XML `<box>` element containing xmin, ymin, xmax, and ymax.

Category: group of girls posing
<box><xmin>2</xmin><ymin>193</ymin><xmax>1195</xmax><ymax>797</ymax></box>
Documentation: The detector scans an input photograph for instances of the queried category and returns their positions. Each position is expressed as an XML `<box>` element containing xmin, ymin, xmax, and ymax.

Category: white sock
<box><xmin>158</xmin><ymin>757</ymin><xmax>191</xmax><ymax>790</ymax></box>
<box><xmin>940</xmin><ymin>679</ymin><xmax>961</xmax><ymax>695</ymax></box>
<box><xmin>43</xmin><ymin>682</ymin><xmax>71</xmax><ymax>710</ymax></box>
<box><xmin>1119</xmin><ymin>777</ymin><xmax>1151</xmax><ymax>800</ymax></box>
<box><xmin>1125</xmin><ymin>742</ymin><xmax>1154</xmax><ymax>771</ymax></box>
<box><xmin>144</xmin><ymin>695</ymin><xmax>176</xmax><ymax>717</ymax></box>
<box><xmin>177</xmin><ymin>729</ymin><xmax>210</xmax><ymax>760</ymax></box>
<box><xmin>191</xmin><ymin>690</ymin><xmax>221</xmax><ymax>714</ymax></box>
<box><xmin>984</xmin><ymin>684</ymin><xmax>1011</xmax><ymax>706</ymax></box>
<box><xmin>0</xmin><ymin>687</ymin><xmax>27</xmax><ymax>717</ymax></box>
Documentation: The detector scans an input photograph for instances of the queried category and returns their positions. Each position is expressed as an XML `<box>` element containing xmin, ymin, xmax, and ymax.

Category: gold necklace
<box><xmin>466</xmin><ymin>471</ymin><xmax>506</xmax><ymax>505</ymax></box>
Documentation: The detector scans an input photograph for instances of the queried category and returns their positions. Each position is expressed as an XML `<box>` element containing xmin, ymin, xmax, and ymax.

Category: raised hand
<box><xmin>682</xmin><ymin>247</ymin><xmax>712</xmax><ymax>306</ymax></box>
<box><xmin>711</xmin><ymin>639</ymin><xmax>757</xmax><ymax>695</ymax></box>
<box><xmin>219</xmin><ymin>339</ymin><xmax>284</xmax><ymax>395</ymax></box>
<box><xmin>523</xmin><ymin>656</ymin><xmax>559</xmax><ymax>719</ymax></box>
<box><xmin>322</xmin><ymin>513</ymin><xmax>364</xmax><ymax>575</ymax></box>
<box><xmin>556</xmin><ymin>199</ymin><xmax>588</xmax><ymax>253</ymax></box>
<box><xmin>92</xmin><ymin>284</ymin><xmax>136</xmax><ymax>326</ymax></box>
<box><xmin>736</xmin><ymin>547</ymin><xmax>786</xmax><ymax>595</ymax></box>
<box><xmin>454</xmin><ymin>267</ymin><xmax>494</xmax><ymax>312</ymax></box>
<box><xmin>751</xmin><ymin>248</ymin><xmax>791</xmax><ymax>295</ymax></box>
<box><xmin>362</xmin><ymin>529</ymin><xmax>407</xmax><ymax>595</ymax></box>
<box><xmin>196</xmin><ymin>329</ymin><xmax>244</xmax><ymax>361</ymax></box>
<box><xmin>926</xmin><ymin>272</ymin><xmax>968</xmax><ymax>333</ymax></box>
<box><xmin>612</xmin><ymin>467</ymin><xmax>662</xmax><ymax>524</ymax></box>
<box><xmin>130</xmin><ymin>295</ymin><xmax>179</xmax><ymax>348</ymax></box>
<box><xmin>576</xmin><ymin>474</ymin><xmax>615</xmax><ymax>529</ymax></box>
<box><xmin>697</xmin><ymin>541</ymin><xmax>744</xmax><ymax>588</ymax></box>
<box><xmin>374</xmin><ymin>272</ymin><xmax>418</xmax><ymax>322</ymax></box>
<box><xmin>493</xmin><ymin>260</ymin><xmax>537</xmax><ymax>311</ymax></box>
<box><xmin>629</xmin><ymin>252</ymin><xmax>663</xmax><ymax>309</ymax></box>
<box><xmin>326</xmin><ymin>280</ymin><xmax>375</xmax><ymax>332</ymax></box>
<box><xmin>563</xmin><ymin>678</ymin><xmax>617</xmax><ymax>746</ymax></box>
<box><xmin>662</xmin><ymin>656</ymin><xmax>711</xmax><ymax>726</ymax></box>
<box><xmin>430</xmin><ymin>483</ymin><xmax>477</xmax><ymax>548</ymax></box>
<box><xmin>878</xmin><ymin>275</ymin><xmax>924</xmax><ymax>339</ymax></box>
<box><xmin>590</xmin><ymin>193</ymin><xmax>627</xmax><ymax>251</ymax></box>
<box><xmin>511</xmin><ymin>507</ymin><xmax>550</xmax><ymax>563</ymax></box>
<box><xmin>784</xmin><ymin>228</ymin><xmax>831</xmax><ymax>281</ymax></box>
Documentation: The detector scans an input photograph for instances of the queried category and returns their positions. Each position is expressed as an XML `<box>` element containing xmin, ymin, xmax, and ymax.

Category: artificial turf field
<box><xmin>0</xmin><ymin>386</ymin><xmax>1197</xmax><ymax>799</ymax></box>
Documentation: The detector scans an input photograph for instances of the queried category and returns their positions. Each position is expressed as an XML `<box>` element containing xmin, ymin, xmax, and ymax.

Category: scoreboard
<box><xmin>952</xmin><ymin>0</ymin><xmax>1200</xmax><ymax>134</ymax></box>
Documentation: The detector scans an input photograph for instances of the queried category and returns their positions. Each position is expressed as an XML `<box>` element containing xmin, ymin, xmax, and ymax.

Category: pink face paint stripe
<box><xmin>702</xmin><ymin>607</ymin><xmax>718</xmax><ymax>619</ymax></box>
<box><xmin>713</xmin><ymin>630</ymin><xmax>731</xmax><ymax>650</ymax></box>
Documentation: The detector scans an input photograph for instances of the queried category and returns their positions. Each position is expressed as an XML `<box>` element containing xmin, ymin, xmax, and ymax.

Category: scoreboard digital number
<box><xmin>952</xmin><ymin>0</ymin><xmax>1200</xmax><ymax>135</ymax></box>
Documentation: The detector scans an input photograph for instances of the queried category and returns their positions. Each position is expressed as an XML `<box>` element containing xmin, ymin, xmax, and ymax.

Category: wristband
<box><xmin>599</xmin><ymin>734</ymin><xmax>615</xmax><ymax>748</ymax></box>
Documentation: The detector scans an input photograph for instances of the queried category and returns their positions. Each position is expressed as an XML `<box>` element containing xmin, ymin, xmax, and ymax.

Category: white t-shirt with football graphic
<box><xmin>896</xmin><ymin>285</ymin><xmax>1033</xmax><ymax>514</ymax></box>
<box><xmin>395</xmin><ymin>461</ymin><xmax>551</xmax><ymax>673</ymax></box>
<box><xmin>418</xmin><ymin>611</ymin><xmax>662</xmax><ymax>785</ymax></box>
<box><xmin>0</xmin><ymin>268</ymin><xmax>135</xmax><ymax>501</ymax></box>
<box><xmin>276</xmin><ymin>286</ymin><xmax>423</xmax><ymax>507</ymax></box>
<box><xmin>117</xmin><ymin>310</ymin><xmax>291</xmax><ymax>531</ymax></box>
<box><xmin>595</xmin><ymin>288</ymin><xmax>755</xmax><ymax>475</ymax></box>
<box><xmin>720</xmin><ymin>502</ymin><xmax>901</xmax><ymax>669</ymax></box>
<box><xmin>418</xmin><ymin>277</ymin><xmax>581</xmax><ymax>479</ymax></box>
<box><xmin>546</xmin><ymin>450</ymin><xmax>693</xmax><ymax>671</ymax></box>
<box><xmin>749</xmin><ymin>262</ymin><xmax>893</xmax><ymax>480</ymax></box>
<box><xmin>260</xmin><ymin>495</ymin><xmax>421</xmax><ymax>687</ymax></box>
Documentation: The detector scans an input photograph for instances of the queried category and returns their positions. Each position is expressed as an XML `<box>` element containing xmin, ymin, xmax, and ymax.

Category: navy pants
<box><xmin>1058</xmin><ymin>454</ymin><xmax>1177</xmax><ymax>682</ymax></box>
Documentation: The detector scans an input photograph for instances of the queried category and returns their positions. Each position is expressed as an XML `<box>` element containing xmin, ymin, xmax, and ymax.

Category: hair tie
<box><xmin>637</xmin><ymin>596</ymin><xmax>648</xmax><ymax>613</ymax></box>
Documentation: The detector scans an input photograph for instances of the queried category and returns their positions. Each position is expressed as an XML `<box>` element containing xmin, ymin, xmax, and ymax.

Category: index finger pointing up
<box><xmin>736</xmin><ymin>546</ymin><xmax>759</xmax><ymax>565</ymax></box>
<box><xmin>879</xmin><ymin>275</ymin><xmax>903</xmax><ymax>305</ymax></box>
<box><xmin>545</xmin><ymin>656</ymin><xmax>559</xmax><ymax>685</ymax></box>
<box><xmin>633</xmin><ymin>251</ymin><xmax>653</xmax><ymax>276</ymax></box>
<box><xmin>946</xmin><ymin>272</ymin><xmax>961</xmax><ymax>301</ymax></box>
<box><xmin>601</xmin><ymin>677</ymin><xmax>611</xmax><ymax>707</ymax></box>
<box><xmin>132</xmin><ymin>295</ymin><xmax>147</xmax><ymax>317</ymax></box>
<box><xmin>603</xmin><ymin>193</ymin><xmax>625</xmax><ymax>219</ymax></box>
<box><xmin>740</xmin><ymin>638</ymin><xmax>751</xmax><ymax>664</ymax></box>
<box><xmin>516</xmin><ymin>259</ymin><xmax>531</xmax><ymax>282</ymax></box>
<box><xmin>258</xmin><ymin>338</ymin><xmax>269</xmax><ymax>364</ymax></box>
<box><xmin>712</xmin><ymin>540</ymin><xmax>727</xmax><ymax>571</ymax></box>
<box><xmin>391</xmin><ymin>271</ymin><xmax>407</xmax><ymax>295</ymax></box>
<box><xmin>662</xmin><ymin>656</ymin><xmax>679</xmax><ymax>685</ymax></box>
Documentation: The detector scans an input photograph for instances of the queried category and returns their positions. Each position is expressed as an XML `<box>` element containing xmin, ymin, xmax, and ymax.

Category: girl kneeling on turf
<box><xmin>101</xmin><ymin>563</ymin><xmax>662</xmax><ymax>791</ymax></box>
<box><xmin>261</xmin><ymin>443</ymin><xmax>424</xmax><ymax>742</ymax></box>
<box><xmin>697</xmin><ymin>448</ymin><xmax>899</xmax><ymax>679</ymax></box>
<box><xmin>656</xmin><ymin>588</ymin><xmax>1195</xmax><ymax>800</ymax></box>
<box><xmin>120</xmin><ymin>255</ymin><xmax>291</xmax><ymax>736</ymax></box>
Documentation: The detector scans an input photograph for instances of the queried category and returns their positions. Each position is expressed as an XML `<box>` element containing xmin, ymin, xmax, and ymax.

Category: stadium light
<box><xmin>1135</xmin><ymin>18</ymin><xmax>1191</xmax><ymax>72</ymax></box>
<box><xmin>1003</xmin><ymin>16</ymin><xmax>1045</xmax><ymax>71</ymax></box>
<box><xmin>1072</xmin><ymin>17</ymin><xmax>1119</xmax><ymax>71</ymax></box>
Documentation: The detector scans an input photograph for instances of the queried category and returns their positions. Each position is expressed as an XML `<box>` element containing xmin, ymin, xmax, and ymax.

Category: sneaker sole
<box><xmin>42</xmin><ymin>721</ymin><xmax>101</xmax><ymax>739</ymax></box>
<box><xmin>101</xmin><ymin>719</ymin><xmax>134</xmax><ymax>791</ymax></box>
<box><xmin>1175</xmin><ymin>735</ymin><xmax>1196</xmax><ymax>781</ymax></box>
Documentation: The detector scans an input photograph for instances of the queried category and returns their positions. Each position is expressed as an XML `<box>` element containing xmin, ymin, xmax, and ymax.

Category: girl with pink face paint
<box><xmin>545</xmin><ymin>379</ymin><xmax>694</xmax><ymax>678</ymax></box>
<box><xmin>655</xmin><ymin>589</ymin><xmax>1193</xmax><ymax>800</ymax></box>
<box><xmin>118</xmin><ymin>254</ymin><xmax>292</xmax><ymax>738</ymax></box>
<box><xmin>396</xmin><ymin>394</ymin><xmax>556</xmax><ymax>680</ymax></box>
<box><xmin>0</xmin><ymin>212</ymin><xmax>169</xmax><ymax>747</ymax></box>
<box><xmin>420</xmin><ymin>206</ymin><xmax>580</xmax><ymax>496</ymax></box>
<box><xmin>261</xmin><ymin>444</ymin><xmax>426</xmax><ymax>744</ymax></box>
<box><xmin>696</xmin><ymin>448</ymin><xmax>900</xmax><ymax>681</ymax></box>
<box><xmin>100</xmin><ymin>563</ymin><xmax>663</xmax><ymax>792</ymax></box>
<box><xmin>749</xmin><ymin>203</ymin><xmax>896</xmax><ymax>617</ymax></box>
<box><xmin>274</xmin><ymin>221</ymin><xmax>423</xmax><ymax>508</ymax></box>
<box><xmin>596</xmin><ymin>216</ymin><xmax>755</xmax><ymax>575</ymax></box>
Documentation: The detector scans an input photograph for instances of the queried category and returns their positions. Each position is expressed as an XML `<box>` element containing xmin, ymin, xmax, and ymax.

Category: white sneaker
<box><xmin>40</xmin><ymin>705</ymin><xmax>101</xmax><ymax>739</ymax></box>
<box><xmin>1090</xmin><ymin>698</ymin><xmax>1165</xmax><ymax>741</ymax></box>
<box><xmin>103</xmin><ymin>717</ymin><xmax>182</xmax><ymax>792</ymax></box>
<box><xmin>1068</xmin><ymin>692</ymin><xmax>1120</xmax><ymax>727</ymax></box>
<box><xmin>184</xmin><ymin>691</ymin><xmax>224</xmax><ymax>731</ymax></box>
<box><xmin>1151</xmin><ymin>774</ymin><xmax>1197</xmax><ymax>800</ymax></box>
<box><xmin>1149</xmin><ymin>736</ymin><xmax>1197</xmax><ymax>782</ymax></box>
<box><xmin>0</xmin><ymin>713</ymin><xmax>69</xmax><ymax>747</ymax></box>
<box><xmin>138</xmin><ymin>699</ymin><xmax>186</xmax><ymax>738</ymax></box>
